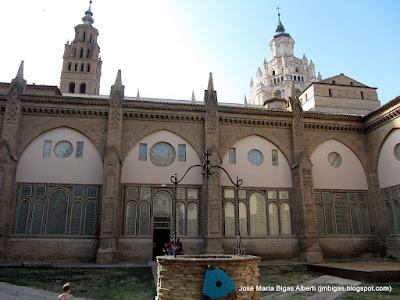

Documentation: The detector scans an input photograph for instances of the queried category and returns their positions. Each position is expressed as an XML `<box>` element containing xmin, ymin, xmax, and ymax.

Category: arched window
<box><xmin>72</xmin><ymin>48</ymin><xmax>77</xmax><ymax>57</ymax></box>
<box><xmin>15</xmin><ymin>199</ymin><xmax>30</xmax><ymax>234</ymax></box>
<box><xmin>68</xmin><ymin>62</ymin><xmax>72</xmax><ymax>71</ymax></box>
<box><xmin>84</xmin><ymin>200</ymin><xmax>97</xmax><ymax>235</ymax></box>
<box><xmin>250</xmin><ymin>192</ymin><xmax>267</xmax><ymax>235</ymax></box>
<box><xmin>68</xmin><ymin>82</ymin><xmax>75</xmax><ymax>93</ymax></box>
<box><xmin>301</xmin><ymin>76</ymin><xmax>304</xmax><ymax>82</ymax></box>
<box><xmin>87</xmin><ymin>63</ymin><xmax>91</xmax><ymax>72</ymax></box>
<box><xmin>46</xmin><ymin>190</ymin><xmax>69</xmax><ymax>235</ymax></box>
<box><xmin>325</xmin><ymin>204</ymin><xmax>334</xmax><ymax>234</ymax></box>
<box><xmin>79</xmin><ymin>83</ymin><xmax>86</xmax><ymax>94</ymax></box>
<box><xmin>224</xmin><ymin>202</ymin><xmax>235</xmax><ymax>235</ymax></box>
<box><xmin>274</xmin><ymin>90</ymin><xmax>282</xmax><ymax>98</ymax></box>
<box><xmin>153</xmin><ymin>191</ymin><xmax>172</xmax><ymax>217</ymax></box>
<box><xmin>70</xmin><ymin>200</ymin><xmax>83</xmax><ymax>235</ymax></box>
<box><xmin>328</xmin><ymin>89</ymin><xmax>332</xmax><ymax>97</ymax></box>
<box><xmin>87</xmin><ymin>49</ymin><xmax>90</xmax><ymax>58</ymax></box>
<box><xmin>335</xmin><ymin>195</ymin><xmax>349</xmax><ymax>234</ymax></box>
<box><xmin>30</xmin><ymin>200</ymin><xmax>44</xmax><ymax>235</ymax></box>
<box><xmin>280</xmin><ymin>203</ymin><xmax>292</xmax><ymax>235</ymax></box>
<box><xmin>268</xmin><ymin>202</ymin><xmax>279</xmax><ymax>235</ymax></box>
<box><xmin>316</xmin><ymin>204</ymin><xmax>324</xmax><ymax>235</ymax></box>
<box><xmin>74</xmin><ymin>63</ymin><xmax>78</xmax><ymax>71</ymax></box>
<box><xmin>125</xmin><ymin>201</ymin><xmax>137</xmax><ymax>236</ymax></box>
<box><xmin>297</xmin><ymin>76</ymin><xmax>300</xmax><ymax>81</ymax></box>
<box><xmin>350</xmin><ymin>206</ymin><xmax>360</xmax><ymax>235</ymax></box>
<box><xmin>295</xmin><ymin>67</ymin><xmax>299</xmax><ymax>73</ymax></box>
<box><xmin>80</xmin><ymin>63</ymin><xmax>84</xmax><ymax>72</ymax></box>
<box><xmin>176</xmin><ymin>202</ymin><xmax>185</xmax><ymax>236</ymax></box>
<box><xmin>80</xmin><ymin>48</ymin><xmax>84</xmax><ymax>58</ymax></box>
<box><xmin>360</xmin><ymin>205</ymin><xmax>371</xmax><ymax>234</ymax></box>
<box><xmin>239</xmin><ymin>202</ymin><xmax>247</xmax><ymax>236</ymax></box>
<box><xmin>89</xmin><ymin>34</ymin><xmax>93</xmax><ymax>42</ymax></box>
<box><xmin>139</xmin><ymin>201</ymin><xmax>150</xmax><ymax>236</ymax></box>
<box><xmin>187</xmin><ymin>202</ymin><xmax>198</xmax><ymax>236</ymax></box>
<box><xmin>272</xmin><ymin>70</ymin><xmax>275</xmax><ymax>76</ymax></box>
<box><xmin>83</xmin><ymin>31</ymin><xmax>86</xmax><ymax>41</ymax></box>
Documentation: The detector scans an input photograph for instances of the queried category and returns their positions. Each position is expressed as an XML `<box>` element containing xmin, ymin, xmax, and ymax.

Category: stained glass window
<box><xmin>176</xmin><ymin>202</ymin><xmax>185</xmax><ymax>236</ymax></box>
<box><xmin>187</xmin><ymin>189</ymin><xmax>198</xmax><ymax>200</ymax></box>
<box><xmin>30</xmin><ymin>200</ymin><xmax>44</xmax><ymax>235</ymax></box>
<box><xmin>70</xmin><ymin>200</ymin><xmax>82</xmax><ymax>235</ymax></box>
<box><xmin>238</xmin><ymin>190</ymin><xmax>246</xmax><ymax>199</ymax></box>
<box><xmin>87</xmin><ymin>186</ymin><xmax>98</xmax><ymax>198</ymax></box>
<box><xmin>268</xmin><ymin>202</ymin><xmax>279</xmax><ymax>235</ymax></box>
<box><xmin>150</xmin><ymin>142</ymin><xmax>176</xmax><ymax>167</ymax></box>
<box><xmin>280</xmin><ymin>203</ymin><xmax>292</xmax><ymax>235</ymax></box>
<box><xmin>351</xmin><ymin>206</ymin><xmax>360</xmax><ymax>235</ymax></box>
<box><xmin>20</xmin><ymin>186</ymin><xmax>32</xmax><ymax>197</ymax></box>
<box><xmin>76</xmin><ymin>141</ymin><xmax>84</xmax><ymax>158</ymax></box>
<box><xmin>125</xmin><ymin>201</ymin><xmax>137</xmax><ymax>236</ymax></box>
<box><xmin>154</xmin><ymin>191</ymin><xmax>172</xmax><ymax>216</ymax></box>
<box><xmin>224</xmin><ymin>202</ymin><xmax>235</xmax><ymax>236</ymax></box>
<box><xmin>35</xmin><ymin>186</ymin><xmax>46</xmax><ymax>198</ymax></box>
<box><xmin>239</xmin><ymin>202</ymin><xmax>247</xmax><ymax>236</ymax></box>
<box><xmin>272</xmin><ymin>149</ymin><xmax>279</xmax><ymax>166</ymax></box>
<box><xmin>314</xmin><ymin>192</ymin><xmax>322</xmax><ymax>204</ymax></box>
<box><xmin>16</xmin><ymin>200</ymin><xmax>29</xmax><ymax>234</ymax></box>
<box><xmin>139</xmin><ymin>201</ymin><xmax>150</xmax><ymax>236</ymax></box>
<box><xmin>224</xmin><ymin>189</ymin><xmax>234</xmax><ymax>199</ymax></box>
<box><xmin>84</xmin><ymin>200</ymin><xmax>97</xmax><ymax>236</ymax></box>
<box><xmin>140</xmin><ymin>187</ymin><xmax>151</xmax><ymax>200</ymax></box>
<box><xmin>248</xmin><ymin>149</ymin><xmax>263</xmax><ymax>166</ymax></box>
<box><xmin>178</xmin><ymin>144</ymin><xmax>186</xmax><ymax>161</ymax></box>
<box><xmin>325</xmin><ymin>205</ymin><xmax>334</xmax><ymax>234</ymax></box>
<box><xmin>335</xmin><ymin>196</ymin><xmax>349</xmax><ymax>234</ymax></box>
<box><xmin>279</xmin><ymin>191</ymin><xmax>289</xmax><ymax>200</ymax></box>
<box><xmin>387</xmin><ymin>202</ymin><xmax>395</xmax><ymax>233</ymax></box>
<box><xmin>139</xmin><ymin>143</ymin><xmax>147</xmax><ymax>161</ymax></box>
<box><xmin>176</xmin><ymin>188</ymin><xmax>185</xmax><ymax>200</ymax></box>
<box><xmin>73</xmin><ymin>185</ymin><xmax>84</xmax><ymax>198</ymax></box>
<box><xmin>249</xmin><ymin>192</ymin><xmax>267</xmax><ymax>235</ymax></box>
<box><xmin>360</xmin><ymin>205</ymin><xmax>371</xmax><ymax>234</ymax></box>
<box><xmin>54</xmin><ymin>141</ymin><xmax>73</xmax><ymax>158</ymax></box>
<box><xmin>47</xmin><ymin>190</ymin><xmax>69</xmax><ymax>235</ymax></box>
<box><xmin>316</xmin><ymin>204</ymin><xmax>324</xmax><ymax>235</ymax></box>
<box><xmin>229</xmin><ymin>148</ymin><xmax>236</xmax><ymax>164</ymax></box>
<box><xmin>43</xmin><ymin>140</ymin><xmax>52</xmax><ymax>158</ymax></box>
<box><xmin>127</xmin><ymin>187</ymin><xmax>138</xmax><ymax>201</ymax></box>
<box><xmin>187</xmin><ymin>202</ymin><xmax>198</xmax><ymax>236</ymax></box>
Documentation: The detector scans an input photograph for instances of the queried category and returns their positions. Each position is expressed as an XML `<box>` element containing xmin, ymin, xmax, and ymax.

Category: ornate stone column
<box><xmin>0</xmin><ymin>61</ymin><xmax>26</xmax><ymax>260</ymax></box>
<box><xmin>96</xmin><ymin>70</ymin><xmax>124</xmax><ymax>264</ymax></box>
<box><xmin>289</xmin><ymin>83</ymin><xmax>322</xmax><ymax>263</ymax></box>
<box><xmin>203</xmin><ymin>73</ymin><xmax>223</xmax><ymax>253</ymax></box>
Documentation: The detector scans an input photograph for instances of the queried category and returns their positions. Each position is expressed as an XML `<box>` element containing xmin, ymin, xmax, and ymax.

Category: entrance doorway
<box><xmin>153</xmin><ymin>228</ymin><xmax>170</xmax><ymax>260</ymax></box>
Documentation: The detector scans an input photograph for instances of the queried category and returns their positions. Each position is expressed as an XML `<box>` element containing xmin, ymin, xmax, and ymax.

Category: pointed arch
<box><xmin>221</xmin><ymin>135</ymin><xmax>292</xmax><ymax>187</ymax></box>
<box><xmin>121</xmin><ymin>130</ymin><xmax>202</xmax><ymax>184</ymax></box>
<box><xmin>377</xmin><ymin>128</ymin><xmax>400</xmax><ymax>188</ymax></box>
<box><xmin>310</xmin><ymin>139</ymin><xmax>368</xmax><ymax>190</ymax></box>
<box><xmin>16</xmin><ymin>127</ymin><xmax>103</xmax><ymax>184</ymax></box>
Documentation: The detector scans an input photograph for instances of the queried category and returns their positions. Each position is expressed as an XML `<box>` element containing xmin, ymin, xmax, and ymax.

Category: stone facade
<box><xmin>0</xmin><ymin>4</ymin><xmax>399</xmax><ymax>265</ymax></box>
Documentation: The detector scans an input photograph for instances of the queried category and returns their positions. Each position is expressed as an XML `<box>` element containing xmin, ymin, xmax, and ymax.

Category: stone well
<box><xmin>156</xmin><ymin>254</ymin><xmax>261</xmax><ymax>300</ymax></box>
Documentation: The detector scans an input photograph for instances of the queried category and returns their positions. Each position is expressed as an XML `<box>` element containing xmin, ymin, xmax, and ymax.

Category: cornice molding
<box><xmin>363</xmin><ymin>104</ymin><xmax>400</xmax><ymax>132</ymax></box>
<box><xmin>123</xmin><ymin>110</ymin><xmax>204</xmax><ymax>122</ymax></box>
<box><xmin>21</xmin><ymin>105</ymin><xmax>108</xmax><ymax>118</ymax></box>
<box><xmin>304</xmin><ymin>122</ymin><xmax>363</xmax><ymax>133</ymax></box>
<box><xmin>219</xmin><ymin>116</ymin><xmax>291</xmax><ymax>128</ymax></box>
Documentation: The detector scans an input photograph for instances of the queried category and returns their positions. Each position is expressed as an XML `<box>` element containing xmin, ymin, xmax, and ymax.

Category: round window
<box><xmin>327</xmin><ymin>152</ymin><xmax>342</xmax><ymax>168</ymax></box>
<box><xmin>54</xmin><ymin>141</ymin><xmax>73</xmax><ymax>158</ymax></box>
<box><xmin>248</xmin><ymin>149</ymin><xmax>263</xmax><ymax>166</ymax></box>
<box><xmin>150</xmin><ymin>142</ymin><xmax>176</xmax><ymax>167</ymax></box>
<box><xmin>394</xmin><ymin>143</ymin><xmax>400</xmax><ymax>161</ymax></box>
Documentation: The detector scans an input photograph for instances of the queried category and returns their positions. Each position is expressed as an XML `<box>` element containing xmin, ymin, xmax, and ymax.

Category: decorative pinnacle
<box><xmin>275</xmin><ymin>6</ymin><xmax>285</xmax><ymax>33</ymax></box>
<box><xmin>16</xmin><ymin>60</ymin><xmax>24</xmax><ymax>82</ymax></box>
<box><xmin>290</xmin><ymin>81</ymin><xmax>296</xmax><ymax>99</ymax></box>
<box><xmin>115</xmin><ymin>69</ymin><xmax>122</xmax><ymax>86</ymax></box>
<box><xmin>191</xmin><ymin>90</ymin><xmax>196</xmax><ymax>102</ymax></box>
<box><xmin>82</xmin><ymin>0</ymin><xmax>94</xmax><ymax>25</ymax></box>
<box><xmin>207</xmin><ymin>72</ymin><xmax>214</xmax><ymax>91</ymax></box>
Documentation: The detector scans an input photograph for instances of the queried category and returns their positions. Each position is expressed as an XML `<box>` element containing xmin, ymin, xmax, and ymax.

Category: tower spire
<box><xmin>275</xmin><ymin>6</ymin><xmax>285</xmax><ymax>33</ymax></box>
<box><xmin>82</xmin><ymin>0</ymin><xmax>94</xmax><ymax>25</ymax></box>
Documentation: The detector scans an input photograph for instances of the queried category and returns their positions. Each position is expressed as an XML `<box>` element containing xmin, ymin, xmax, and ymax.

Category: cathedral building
<box><xmin>0</xmin><ymin>4</ymin><xmax>399</xmax><ymax>264</ymax></box>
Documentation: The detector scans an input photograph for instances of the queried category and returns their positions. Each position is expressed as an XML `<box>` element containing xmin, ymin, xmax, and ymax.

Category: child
<box><xmin>58</xmin><ymin>283</ymin><xmax>72</xmax><ymax>300</ymax></box>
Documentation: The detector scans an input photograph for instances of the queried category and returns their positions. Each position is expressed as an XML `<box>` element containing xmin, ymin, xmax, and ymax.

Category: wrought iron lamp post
<box><xmin>170</xmin><ymin>151</ymin><xmax>245</xmax><ymax>257</ymax></box>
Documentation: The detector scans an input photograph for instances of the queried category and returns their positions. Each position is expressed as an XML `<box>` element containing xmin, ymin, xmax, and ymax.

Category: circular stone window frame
<box><xmin>327</xmin><ymin>151</ymin><xmax>342</xmax><ymax>168</ymax></box>
<box><xmin>54</xmin><ymin>140</ymin><xmax>74</xmax><ymax>159</ymax></box>
<box><xmin>394</xmin><ymin>143</ymin><xmax>400</xmax><ymax>161</ymax></box>
<box><xmin>150</xmin><ymin>142</ymin><xmax>176</xmax><ymax>167</ymax></box>
<box><xmin>247</xmin><ymin>149</ymin><xmax>264</xmax><ymax>166</ymax></box>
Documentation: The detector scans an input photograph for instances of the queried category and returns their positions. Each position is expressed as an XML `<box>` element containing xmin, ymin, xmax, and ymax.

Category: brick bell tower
<box><xmin>60</xmin><ymin>1</ymin><xmax>102</xmax><ymax>95</ymax></box>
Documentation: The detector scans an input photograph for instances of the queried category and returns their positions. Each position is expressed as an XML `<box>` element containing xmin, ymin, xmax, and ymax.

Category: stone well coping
<box><xmin>156</xmin><ymin>254</ymin><xmax>261</xmax><ymax>265</ymax></box>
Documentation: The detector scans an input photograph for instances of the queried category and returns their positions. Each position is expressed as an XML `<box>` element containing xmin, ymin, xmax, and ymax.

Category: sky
<box><xmin>0</xmin><ymin>0</ymin><xmax>399</xmax><ymax>104</ymax></box>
